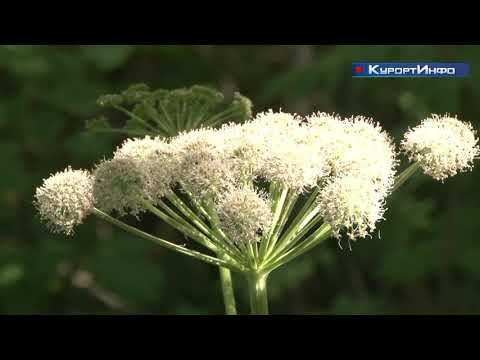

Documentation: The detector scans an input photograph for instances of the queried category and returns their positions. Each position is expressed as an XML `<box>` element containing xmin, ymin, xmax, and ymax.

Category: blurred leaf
<box><xmin>80</xmin><ymin>45</ymin><xmax>134</xmax><ymax>71</ymax></box>
<box><xmin>90</xmin><ymin>83</ymin><xmax>253</xmax><ymax>138</ymax></box>
<box><xmin>0</xmin><ymin>264</ymin><xmax>24</xmax><ymax>287</ymax></box>
<box><xmin>86</xmin><ymin>232</ymin><xmax>166</xmax><ymax>308</ymax></box>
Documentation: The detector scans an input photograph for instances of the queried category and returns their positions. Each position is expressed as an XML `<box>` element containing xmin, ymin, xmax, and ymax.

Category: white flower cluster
<box><xmin>34</xmin><ymin>111</ymin><xmax>477</xmax><ymax>243</ymax></box>
<box><xmin>305</xmin><ymin>113</ymin><xmax>397</xmax><ymax>239</ymax></box>
<box><xmin>401</xmin><ymin>114</ymin><xmax>479</xmax><ymax>181</ymax></box>
<box><xmin>217</xmin><ymin>186</ymin><xmax>273</xmax><ymax>244</ymax></box>
<box><xmin>34</xmin><ymin>167</ymin><xmax>94</xmax><ymax>235</ymax></box>
<box><xmin>318</xmin><ymin>176</ymin><xmax>386</xmax><ymax>240</ymax></box>
<box><xmin>240</xmin><ymin>111</ymin><xmax>329</xmax><ymax>191</ymax></box>
<box><xmin>170</xmin><ymin>129</ymin><xmax>235</xmax><ymax>203</ymax></box>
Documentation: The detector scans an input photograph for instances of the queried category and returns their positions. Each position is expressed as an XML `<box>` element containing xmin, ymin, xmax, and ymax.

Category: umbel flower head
<box><xmin>34</xmin><ymin>109</ymin><xmax>478</xmax><ymax>247</ymax></box>
<box><xmin>307</xmin><ymin>113</ymin><xmax>398</xmax><ymax>196</ymax></box>
<box><xmin>303</xmin><ymin>113</ymin><xmax>397</xmax><ymax>241</ymax></box>
<box><xmin>171</xmin><ymin>128</ymin><xmax>236</xmax><ymax>202</ymax></box>
<box><xmin>113</xmin><ymin>136</ymin><xmax>176</xmax><ymax>203</ymax></box>
<box><xmin>90</xmin><ymin>111</ymin><xmax>398</xmax><ymax>242</ymax></box>
<box><xmin>243</xmin><ymin>110</ymin><xmax>329</xmax><ymax>191</ymax></box>
<box><xmin>114</xmin><ymin>135</ymin><xmax>166</xmax><ymax>160</ymax></box>
<box><xmin>34</xmin><ymin>167</ymin><xmax>94</xmax><ymax>235</ymax></box>
<box><xmin>401</xmin><ymin>114</ymin><xmax>480</xmax><ymax>181</ymax></box>
<box><xmin>216</xmin><ymin>186</ymin><xmax>273</xmax><ymax>244</ymax></box>
<box><xmin>317</xmin><ymin>175</ymin><xmax>386</xmax><ymax>241</ymax></box>
<box><xmin>93</xmin><ymin>157</ymin><xmax>149</xmax><ymax>217</ymax></box>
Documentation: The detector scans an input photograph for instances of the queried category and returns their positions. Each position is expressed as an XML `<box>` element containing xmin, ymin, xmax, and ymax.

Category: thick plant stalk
<box><xmin>247</xmin><ymin>272</ymin><xmax>270</xmax><ymax>315</ymax></box>
<box><xmin>147</xmin><ymin>198</ymin><xmax>242</xmax><ymax>315</ymax></box>
<box><xmin>218</xmin><ymin>257</ymin><xmax>237</xmax><ymax>315</ymax></box>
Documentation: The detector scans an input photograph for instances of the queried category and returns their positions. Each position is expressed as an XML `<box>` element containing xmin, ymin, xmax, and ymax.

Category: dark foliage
<box><xmin>1</xmin><ymin>45</ymin><xmax>479</xmax><ymax>314</ymax></box>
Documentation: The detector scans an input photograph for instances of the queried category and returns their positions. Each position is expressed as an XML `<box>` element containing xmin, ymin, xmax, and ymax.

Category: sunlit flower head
<box><xmin>239</xmin><ymin>110</ymin><xmax>329</xmax><ymax>191</ymax></box>
<box><xmin>170</xmin><ymin>129</ymin><xmax>236</xmax><ymax>203</ymax></box>
<box><xmin>114</xmin><ymin>136</ymin><xmax>176</xmax><ymax>202</ymax></box>
<box><xmin>114</xmin><ymin>135</ymin><xmax>164</xmax><ymax>160</ymax></box>
<box><xmin>401</xmin><ymin>114</ymin><xmax>479</xmax><ymax>181</ymax></box>
<box><xmin>34</xmin><ymin>167</ymin><xmax>94</xmax><ymax>235</ymax></box>
<box><xmin>216</xmin><ymin>122</ymin><xmax>266</xmax><ymax>182</ymax></box>
<box><xmin>317</xmin><ymin>175</ymin><xmax>386</xmax><ymax>241</ymax></box>
<box><xmin>216</xmin><ymin>185</ymin><xmax>273</xmax><ymax>244</ymax></box>
<box><xmin>307</xmin><ymin>113</ymin><xmax>397</xmax><ymax>196</ymax></box>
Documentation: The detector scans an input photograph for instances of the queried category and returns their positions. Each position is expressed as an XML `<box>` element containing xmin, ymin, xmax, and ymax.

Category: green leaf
<box><xmin>85</xmin><ymin>116</ymin><xmax>111</xmax><ymax>132</ymax></box>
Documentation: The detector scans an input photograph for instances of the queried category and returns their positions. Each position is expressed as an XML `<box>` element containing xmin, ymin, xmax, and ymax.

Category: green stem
<box><xmin>265</xmin><ymin>223</ymin><xmax>332</xmax><ymax>273</ymax></box>
<box><xmin>157</xmin><ymin>100</ymin><xmax>177</xmax><ymax>134</ymax></box>
<box><xmin>259</xmin><ymin>186</ymin><xmax>288</xmax><ymax>259</ymax></box>
<box><xmin>91</xmin><ymin>208</ymin><xmax>240</xmax><ymax>272</ymax></box>
<box><xmin>199</xmin><ymin>107</ymin><xmax>237</xmax><ymax>128</ymax></box>
<box><xmin>205</xmin><ymin>201</ymin><xmax>251</xmax><ymax>264</ymax></box>
<box><xmin>166</xmin><ymin>192</ymin><xmax>212</xmax><ymax>235</ymax></box>
<box><xmin>269</xmin><ymin>189</ymin><xmax>319</xmax><ymax>260</ymax></box>
<box><xmin>181</xmin><ymin>193</ymin><xmax>242</xmax><ymax>315</ymax></box>
<box><xmin>143</xmin><ymin>200</ymin><xmax>219</xmax><ymax>254</ymax></box>
<box><xmin>280</xmin><ymin>213</ymin><xmax>323</xmax><ymax>254</ymax></box>
<box><xmin>247</xmin><ymin>272</ymin><xmax>270</xmax><ymax>315</ymax></box>
<box><xmin>184</xmin><ymin>189</ymin><xmax>212</xmax><ymax>220</ymax></box>
<box><xmin>218</xmin><ymin>253</ymin><xmax>237</xmax><ymax>315</ymax></box>
<box><xmin>166</xmin><ymin>192</ymin><xmax>247</xmax><ymax>263</ymax></box>
<box><xmin>264</xmin><ymin>190</ymin><xmax>298</xmax><ymax>258</ymax></box>
<box><xmin>267</xmin><ymin>163</ymin><xmax>421</xmax><ymax>266</ymax></box>
<box><xmin>392</xmin><ymin>162</ymin><xmax>420</xmax><ymax>191</ymax></box>
<box><xmin>112</xmin><ymin>104</ymin><xmax>160</xmax><ymax>133</ymax></box>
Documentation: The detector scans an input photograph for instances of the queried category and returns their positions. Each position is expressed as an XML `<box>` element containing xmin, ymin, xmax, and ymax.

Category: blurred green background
<box><xmin>1</xmin><ymin>45</ymin><xmax>479</xmax><ymax>314</ymax></box>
